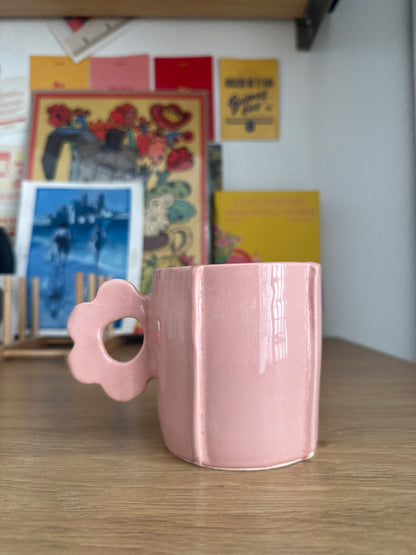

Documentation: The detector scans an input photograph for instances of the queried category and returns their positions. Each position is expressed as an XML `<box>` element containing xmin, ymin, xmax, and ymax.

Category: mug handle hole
<box><xmin>103</xmin><ymin>318</ymin><xmax>144</xmax><ymax>362</ymax></box>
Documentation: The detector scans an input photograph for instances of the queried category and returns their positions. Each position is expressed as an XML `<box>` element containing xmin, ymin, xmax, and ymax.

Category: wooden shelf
<box><xmin>0</xmin><ymin>0</ymin><xmax>307</xmax><ymax>19</ymax></box>
<box><xmin>0</xmin><ymin>0</ymin><xmax>335</xmax><ymax>49</ymax></box>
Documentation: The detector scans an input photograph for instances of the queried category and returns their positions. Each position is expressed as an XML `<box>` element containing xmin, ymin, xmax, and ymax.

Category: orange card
<box><xmin>30</xmin><ymin>56</ymin><xmax>90</xmax><ymax>91</ymax></box>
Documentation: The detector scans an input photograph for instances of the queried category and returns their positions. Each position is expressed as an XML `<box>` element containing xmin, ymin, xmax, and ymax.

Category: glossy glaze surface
<box><xmin>67</xmin><ymin>262</ymin><xmax>322</xmax><ymax>470</ymax></box>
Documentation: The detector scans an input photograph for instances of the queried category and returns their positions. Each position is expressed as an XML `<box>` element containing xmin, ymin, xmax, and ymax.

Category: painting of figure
<box><xmin>26</xmin><ymin>91</ymin><xmax>208</xmax><ymax>296</ymax></box>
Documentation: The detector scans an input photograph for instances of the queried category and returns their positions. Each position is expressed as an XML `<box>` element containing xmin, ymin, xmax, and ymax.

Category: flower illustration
<box><xmin>183</xmin><ymin>131</ymin><xmax>194</xmax><ymax>142</ymax></box>
<box><xmin>150</xmin><ymin>104</ymin><xmax>191</xmax><ymax>129</ymax></box>
<box><xmin>144</xmin><ymin>194</ymin><xmax>175</xmax><ymax>237</ymax></box>
<box><xmin>137</xmin><ymin>130</ymin><xmax>168</xmax><ymax>164</ymax></box>
<box><xmin>47</xmin><ymin>104</ymin><xmax>72</xmax><ymax>127</ymax></box>
<box><xmin>74</xmin><ymin>108</ymin><xmax>90</xmax><ymax>116</ymax></box>
<box><xmin>167</xmin><ymin>147</ymin><xmax>193</xmax><ymax>172</ymax></box>
<box><xmin>110</xmin><ymin>103</ymin><xmax>138</xmax><ymax>128</ymax></box>
<box><xmin>226</xmin><ymin>248</ymin><xmax>258</xmax><ymax>264</ymax></box>
<box><xmin>88</xmin><ymin>119</ymin><xmax>118</xmax><ymax>141</ymax></box>
<box><xmin>179</xmin><ymin>253</ymin><xmax>194</xmax><ymax>266</ymax></box>
<box><xmin>213</xmin><ymin>225</ymin><xmax>244</xmax><ymax>263</ymax></box>
<box><xmin>73</xmin><ymin>108</ymin><xmax>91</xmax><ymax>130</ymax></box>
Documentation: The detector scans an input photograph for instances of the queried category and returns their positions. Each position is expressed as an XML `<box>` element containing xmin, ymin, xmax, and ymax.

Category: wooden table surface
<box><xmin>0</xmin><ymin>338</ymin><xmax>415</xmax><ymax>554</ymax></box>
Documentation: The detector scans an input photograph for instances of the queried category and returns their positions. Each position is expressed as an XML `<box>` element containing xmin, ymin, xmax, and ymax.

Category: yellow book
<box><xmin>213</xmin><ymin>191</ymin><xmax>320</xmax><ymax>264</ymax></box>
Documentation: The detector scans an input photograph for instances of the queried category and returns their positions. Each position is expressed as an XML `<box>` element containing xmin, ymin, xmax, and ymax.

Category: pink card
<box><xmin>90</xmin><ymin>55</ymin><xmax>150</xmax><ymax>91</ymax></box>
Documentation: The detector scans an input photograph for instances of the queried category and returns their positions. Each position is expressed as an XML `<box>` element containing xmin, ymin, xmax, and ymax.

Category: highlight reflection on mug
<box><xmin>259</xmin><ymin>264</ymin><xmax>288</xmax><ymax>374</ymax></box>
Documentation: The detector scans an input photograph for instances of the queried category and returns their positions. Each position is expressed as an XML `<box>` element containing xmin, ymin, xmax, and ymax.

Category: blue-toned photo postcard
<box><xmin>16</xmin><ymin>180</ymin><xmax>144</xmax><ymax>336</ymax></box>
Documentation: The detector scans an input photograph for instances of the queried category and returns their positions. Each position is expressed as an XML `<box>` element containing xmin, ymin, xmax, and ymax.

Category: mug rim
<box><xmin>153</xmin><ymin>261</ymin><xmax>321</xmax><ymax>275</ymax></box>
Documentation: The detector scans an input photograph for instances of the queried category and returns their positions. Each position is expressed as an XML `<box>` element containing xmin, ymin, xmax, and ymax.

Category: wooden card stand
<box><xmin>0</xmin><ymin>272</ymin><xmax>118</xmax><ymax>360</ymax></box>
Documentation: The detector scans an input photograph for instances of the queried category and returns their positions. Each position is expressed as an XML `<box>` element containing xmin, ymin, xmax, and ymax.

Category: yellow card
<box><xmin>30</xmin><ymin>56</ymin><xmax>90</xmax><ymax>91</ymax></box>
<box><xmin>213</xmin><ymin>191</ymin><xmax>320</xmax><ymax>264</ymax></box>
<box><xmin>219</xmin><ymin>58</ymin><xmax>279</xmax><ymax>140</ymax></box>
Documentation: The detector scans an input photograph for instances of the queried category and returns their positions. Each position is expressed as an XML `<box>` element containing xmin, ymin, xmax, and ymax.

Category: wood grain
<box><xmin>30</xmin><ymin>277</ymin><xmax>39</xmax><ymax>337</ymax></box>
<box><xmin>0</xmin><ymin>0</ymin><xmax>308</xmax><ymax>18</ymax></box>
<box><xmin>75</xmin><ymin>272</ymin><xmax>84</xmax><ymax>305</ymax></box>
<box><xmin>2</xmin><ymin>276</ymin><xmax>12</xmax><ymax>344</ymax></box>
<box><xmin>0</xmin><ymin>338</ymin><xmax>415</xmax><ymax>554</ymax></box>
<box><xmin>18</xmin><ymin>277</ymin><xmax>27</xmax><ymax>340</ymax></box>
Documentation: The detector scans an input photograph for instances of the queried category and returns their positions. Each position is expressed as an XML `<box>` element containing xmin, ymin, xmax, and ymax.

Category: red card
<box><xmin>155</xmin><ymin>56</ymin><xmax>214</xmax><ymax>141</ymax></box>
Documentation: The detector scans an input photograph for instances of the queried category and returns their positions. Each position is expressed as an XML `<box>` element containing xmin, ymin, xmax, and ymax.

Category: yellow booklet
<box><xmin>219</xmin><ymin>58</ymin><xmax>279</xmax><ymax>140</ymax></box>
<box><xmin>213</xmin><ymin>191</ymin><xmax>320</xmax><ymax>263</ymax></box>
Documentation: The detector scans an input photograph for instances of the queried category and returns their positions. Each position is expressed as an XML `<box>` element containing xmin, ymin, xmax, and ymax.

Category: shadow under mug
<box><xmin>67</xmin><ymin>262</ymin><xmax>322</xmax><ymax>470</ymax></box>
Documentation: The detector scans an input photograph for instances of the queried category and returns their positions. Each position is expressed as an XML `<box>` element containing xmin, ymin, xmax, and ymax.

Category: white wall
<box><xmin>0</xmin><ymin>0</ymin><xmax>415</xmax><ymax>361</ymax></box>
<box><xmin>308</xmin><ymin>0</ymin><xmax>416</xmax><ymax>362</ymax></box>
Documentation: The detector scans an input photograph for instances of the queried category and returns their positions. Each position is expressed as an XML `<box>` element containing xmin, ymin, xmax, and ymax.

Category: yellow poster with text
<box><xmin>30</xmin><ymin>56</ymin><xmax>90</xmax><ymax>91</ymax></box>
<box><xmin>219</xmin><ymin>58</ymin><xmax>279</xmax><ymax>140</ymax></box>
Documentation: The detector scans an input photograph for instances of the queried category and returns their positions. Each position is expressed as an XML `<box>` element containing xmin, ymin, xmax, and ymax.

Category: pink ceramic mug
<box><xmin>67</xmin><ymin>262</ymin><xmax>322</xmax><ymax>470</ymax></box>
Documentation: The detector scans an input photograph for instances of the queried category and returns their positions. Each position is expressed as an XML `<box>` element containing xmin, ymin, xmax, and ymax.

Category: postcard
<box><xmin>15</xmin><ymin>180</ymin><xmax>144</xmax><ymax>336</ymax></box>
<box><xmin>30</xmin><ymin>56</ymin><xmax>90</xmax><ymax>91</ymax></box>
<box><xmin>155</xmin><ymin>56</ymin><xmax>214</xmax><ymax>141</ymax></box>
<box><xmin>48</xmin><ymin>18</ymin><xmax>133</xmax><ymax>64</ymax></box>
<box><xmin>219</xmin><ymin>58</ymin><xmax>279</xmax><ymax>140</ymax></box>
<box><xmin>26</xmin><ymin>91</ymin><xmax>208</xmax><ymax>296</ymax></box>
<box><xmin>0</xmin><ymin>145</ymin><xmax>24</xmax><ymax>203</ymax></box>
<box><xmin>90</xmin><ymin>55</ymin><xmax>150</xmax><ymax>91</ymax></box>
<box><xmin>0</xmin><ymin>76</ymin><xmax>30</xmax><ymax>135</ymax></box>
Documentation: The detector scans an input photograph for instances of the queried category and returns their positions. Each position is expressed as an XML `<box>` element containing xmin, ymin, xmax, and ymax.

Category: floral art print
<box><xmin>27</xmin><ymin>92</ymin><xmax>207</xmax><ymax>294</ymax></box>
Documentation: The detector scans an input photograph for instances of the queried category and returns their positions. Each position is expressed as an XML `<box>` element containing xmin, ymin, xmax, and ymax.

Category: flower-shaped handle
<box><xmin>67</xmin><ymin>279</ymin><xmax>155</xmax><ymax>402</ymax></box>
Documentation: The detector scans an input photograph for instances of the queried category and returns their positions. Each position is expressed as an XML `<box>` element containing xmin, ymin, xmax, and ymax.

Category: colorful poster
<box><xmin>26</xmin><ymin>91</ymin><xmax>208</xmax><ymax>295</ymax></box>
<box><xmin>0</xmin><ymin>76</ymin><xmax>29</xmax><ymax>135</ymax></box>
<box><xmin>30</xmin><ymin>56</ymin><xmax>90</xmax><ymax>91</ymax></box>
<box><xmin>219</xmin><ymin>59</ymin><xmax>279</xmax><ymax>140</ymax></box>
<box><xmin>155</xmin><ymin>57</ymin><xmax>214</xmax><ymax>141</ymax></box>
<box><xmin>90</xmin><ymin>55</ymin><xmax>150</xmax><ymax>91</ymax></box>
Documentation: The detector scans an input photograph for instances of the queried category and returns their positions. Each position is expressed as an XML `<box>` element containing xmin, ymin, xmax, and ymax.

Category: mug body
<box><xmin>151</xmin><ymin>262</ymin><xmax>322</xmax><ymax>470</ymax></box>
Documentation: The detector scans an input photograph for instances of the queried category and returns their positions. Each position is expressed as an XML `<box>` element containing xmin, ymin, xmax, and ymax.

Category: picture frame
<box><xmin>15</xmin><ymin>179</ymin><xmax>144</xmax><ymax>336</ymax></box>
<box><xmin>26</xmin><ymin>90</ymin><xmax>208</xmax><ymax>296</ymax></box>
<box><xmin>47</xmin><ymin>18</ymin><xmax>134</xmax><ymax>64</ymax></box>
